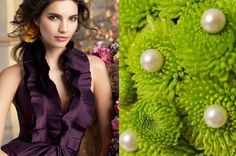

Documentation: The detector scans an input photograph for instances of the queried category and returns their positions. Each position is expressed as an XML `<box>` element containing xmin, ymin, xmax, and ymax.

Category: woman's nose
<box><xmin>58</xmin><ymin>20</ymin><xmax>68</xmax><ymax>33</ymax></box>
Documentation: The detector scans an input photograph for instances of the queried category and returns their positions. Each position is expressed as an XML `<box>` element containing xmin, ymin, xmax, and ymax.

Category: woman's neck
<box><xmin>45</xmin><ymin>47</ymin><xmax>66</xmax><ymax>69</ymax></box>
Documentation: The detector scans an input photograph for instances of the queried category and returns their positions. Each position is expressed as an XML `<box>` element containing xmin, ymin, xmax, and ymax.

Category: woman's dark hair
<box><xmin>10</xmin><ymin>0</ymin><xmax>90</xmax><ymax>63</ymax></box>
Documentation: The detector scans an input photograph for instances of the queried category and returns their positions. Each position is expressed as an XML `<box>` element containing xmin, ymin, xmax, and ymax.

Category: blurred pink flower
<box><xmin>93</xmin><ymin>47</ymin><xmax>113</xmax><ymax>65</ymax></box>
<box><xmin>111</xmin><ymin>117</ymin><xmax>119</xmax><ymax>131</ymax></box>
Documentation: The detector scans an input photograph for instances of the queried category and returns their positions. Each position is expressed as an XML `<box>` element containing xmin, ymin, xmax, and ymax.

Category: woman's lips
<box><xmin>55</xmin><ymin>36</ymin><xmax>68</xmax><ymax>42</ymax></box>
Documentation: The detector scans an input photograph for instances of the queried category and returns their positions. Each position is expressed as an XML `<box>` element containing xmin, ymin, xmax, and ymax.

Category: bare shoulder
<box><xmin>86</xmin><ymin>55</ymin><xmax>110</xmax><ymax>92</ymax></box>
<box><xmin>87</xmin><ymin>55</ymin><xmax>107</xmax><ymax>72</ymax></box>
<box><xmin>0</xmin><ymin>64</ymin><xmax>24</xmax><ymax>113</ymax></box>
<box><xmin>0</xmin><ymin>63</ymin><xmax>23</xmax><ymax>83</ymax></box>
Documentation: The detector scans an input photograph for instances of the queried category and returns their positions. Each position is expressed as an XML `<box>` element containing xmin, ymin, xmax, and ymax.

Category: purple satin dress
<box><xmin>1</xmin><ymin>40</ymin><xmax>95</xmax><ymax>156</ymax></box>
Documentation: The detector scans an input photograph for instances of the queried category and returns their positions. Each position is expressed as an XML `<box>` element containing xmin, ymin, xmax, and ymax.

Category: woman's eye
<box><xmin>48</xmin><ymin>16</ymin><xmax>58</xmax><ymax>21</ymax></box>
<box><xmin>70</xmin><ymin>17</ymin><xmax>78</xmax><ymax>21</ymax></box>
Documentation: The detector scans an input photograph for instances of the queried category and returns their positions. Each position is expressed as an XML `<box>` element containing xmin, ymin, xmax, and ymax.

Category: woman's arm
<box><xmin>88</xmin><ymin>55</ymin><xmax>113</xmax><ymax>156</ymax></box>
<box><xmin>0</xmin><ymin>64</ymin><xmax>23</xmax><ymax>155</ymax></box>
<box><xmin>0</xmin><ymin>151</ymin><xmax>8</xmax><ymax>156</ymax></box>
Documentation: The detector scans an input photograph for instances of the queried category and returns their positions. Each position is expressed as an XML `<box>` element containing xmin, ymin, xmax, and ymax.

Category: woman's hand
<box><xmin>0</xmin><ymin>150</ymin><xmax>8</xmax><ymax>156</ymax></box>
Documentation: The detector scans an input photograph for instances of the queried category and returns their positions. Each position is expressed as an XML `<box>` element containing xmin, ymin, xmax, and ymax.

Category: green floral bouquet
<box><xmin>120</xmin><ymin>0</ymin><xmax>236</xmax><ymax>155</ymax></box>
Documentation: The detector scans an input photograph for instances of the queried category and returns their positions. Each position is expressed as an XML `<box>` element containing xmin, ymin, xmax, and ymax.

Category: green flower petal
<box><xmin>119</xmin><ymin>67</ymin><xmax>137</xmax><ymax>105</ymax></box>
<box><xmin>120</xmin><ymin>0</ymin><xmax>159</xmax><ymax>31</ymax></box>
<box><xmin>119</xmin><ymin>27</ymin><xmax>138</xmax><ymax>105</ymax></box>
<box><xmin>160</xmin><ymin>139</ymin><xmax>201</xmax><ymax>156</ymax></box>
<box><xmin>216</xmin><ymin>0</ymin><xmax>236</xmax><ymax>31</ymax></box>
<box><xmin>120</xmin><ymin>28</ymin><xmax>137</xmax><ymax>67</ymax></box>
<box><xmin>157</xmin><ymin>0</ymin><xmax>210</xmax><ymax>19</ymax></box>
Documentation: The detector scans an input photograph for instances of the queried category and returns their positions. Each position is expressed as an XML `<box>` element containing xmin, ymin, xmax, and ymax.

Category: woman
<box><xmin>0</xmin><ymin>0</ymin><xmax>113</xmax><ymax>155</ymax></box>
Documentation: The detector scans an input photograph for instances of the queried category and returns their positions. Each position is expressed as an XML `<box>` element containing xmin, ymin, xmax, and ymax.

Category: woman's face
<box><xmin>36</xmin><ymin>0</ymin><xmax>78</xmax><ymax>51</ymax></box>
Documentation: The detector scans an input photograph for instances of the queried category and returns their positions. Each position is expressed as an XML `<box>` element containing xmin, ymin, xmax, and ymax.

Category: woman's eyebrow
<box><xmin>47</xmin><ymin>13</ymin><xmax>61</xmax><ymax>17</ymax></box>
<box><xmin>47</xmin><ymin>13</ymin><xmax>78</xmax><ymax>17</ymax></box>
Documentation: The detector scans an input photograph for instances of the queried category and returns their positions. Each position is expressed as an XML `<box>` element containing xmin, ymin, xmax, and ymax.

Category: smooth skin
<box><xmin>0</xmin><ymin>1</ymin><xmax>113</xmax><ymax>156</ymax></box>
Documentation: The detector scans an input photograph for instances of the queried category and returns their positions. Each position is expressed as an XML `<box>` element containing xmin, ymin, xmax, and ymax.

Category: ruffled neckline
<box><xmin>22</xmin><ymin>39</ymin><xmax>95</xmax><ymax>152</ymax></box>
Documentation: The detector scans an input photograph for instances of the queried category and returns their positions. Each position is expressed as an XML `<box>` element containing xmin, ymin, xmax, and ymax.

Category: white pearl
<box><xmin>201</xmin><ymin>8</ymin><xmax>226</xmax><ymax>33</ymax></box>
<box><xmin>120</xmin><ymin>130</ymin><xmax>138</xmax><ymax>152</ymax></box>
<box><xmin>204</xmin><ymin>105</ymin><xmax>228</xmax><ymax>128</ymax></box>
<box><xmin>140</xmin><ymin>49</ymin><xmax>164</xmax><ymax>72</ymax></box>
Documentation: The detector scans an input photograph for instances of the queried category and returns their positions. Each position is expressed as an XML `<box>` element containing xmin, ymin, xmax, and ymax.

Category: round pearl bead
<box><xmin>120</xmin><ymin>130</ymin><xmax>138</xmax><ymax>152</ymax></box>
<box><xmin>204</xmin><ymin>105</ymin><xmax>228</xmax><ymax>128</ymax></box>
<box><xmin>140</xmin><ymin>49</ymin><xmax>164</xmax><ymax>72</ymax></box>
<box><xmin>201</xmin><ymin>8</ymin><xmax>226</xmax><ymax>33</ymax></box>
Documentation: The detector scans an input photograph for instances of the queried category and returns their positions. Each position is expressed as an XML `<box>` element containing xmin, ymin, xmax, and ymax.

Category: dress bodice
<box><xmin>1</xmin><ymin>40</ymin><xmax>96</xmax><ymax>156</ymax></box>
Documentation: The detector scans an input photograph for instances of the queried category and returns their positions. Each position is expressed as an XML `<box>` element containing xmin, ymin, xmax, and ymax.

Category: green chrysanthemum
<box><xmin>120</xmin><ymin>106</ymin><xmax>161</xmax><ymax>156</ymax></box>
<box><xmin>120</xmin><ymin>0</ymin><xmax>236</xmax><ymax>155</ymax></box>
<box><xmin>173</xmin><ymin>0</ymin><xmax>236</xmax><ymax>81</ymax></box>
<box><xmin>120</xmin><ymin>100</ymin><xmax>184</xmax><ymax>156</ymax></box>
<box><xmin>130</xmin><ymin>99</ymin><xmax>182</xmax><ymax>149</ymax></box>
<box><xmin>177</xmin><ymin>77</ymin><xmax>236</xmax><ymax>155</ymax></box>
<box><xmin>120</xmin><ymin>0</ymin><xmax>159</xmax><ymax>31</ymax></box>
<box><xmin>127</xmin><ymin>18</ymin><xmax>185</xmax><ymax>102</ymax></box>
